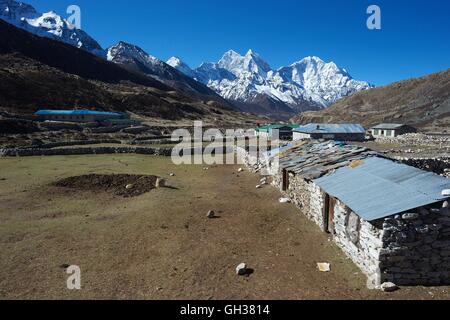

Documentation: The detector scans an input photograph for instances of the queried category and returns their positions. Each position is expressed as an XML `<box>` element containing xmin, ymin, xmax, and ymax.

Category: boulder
<box><xmin>381</xmin><ymin>282</ymin><xmax>399</xmax><ymax>293</ymax></box>
<box><xmin>236</xmin><ymin>263</ymin><xmax>247</xmax><ymax>276</ymax></box>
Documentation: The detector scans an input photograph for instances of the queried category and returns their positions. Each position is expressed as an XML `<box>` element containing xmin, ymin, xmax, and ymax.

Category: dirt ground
<box><xmin>54</xmin><ymin>174</ymin><xmax>158</xmax><ymax>198</ymax></box>
<box><xmin>1</xmin><ymin>155</ymin><xmax>450</xmax><ymax>300</ymax></box>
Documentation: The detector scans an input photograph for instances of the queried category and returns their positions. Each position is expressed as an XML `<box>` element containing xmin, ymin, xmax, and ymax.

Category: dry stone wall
<box><xmin>379</xmin><ymin>202</ymin><xmax>450</xmax><ymax>285</ymax></box>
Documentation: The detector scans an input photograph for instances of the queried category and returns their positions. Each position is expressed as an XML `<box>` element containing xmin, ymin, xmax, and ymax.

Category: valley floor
<box><xmin>1</xmin><ymin>155</ymin><xmax>450</xmax><ymax>299</ymax></box>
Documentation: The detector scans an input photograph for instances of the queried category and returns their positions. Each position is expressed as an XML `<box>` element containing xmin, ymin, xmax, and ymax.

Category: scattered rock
<box><xmin>238</xmin><ymin>168</ymin><xmax>244</xmax><ymax>172</ymax></box>
<box><xmin>442</xmin><ymin>189</ymin><xmax>450</xmax><ymax>197</ymax></box>
<box><xmin>443</xmin><ymin>201</ymin><xmax>449</xmax><ymax>209</ymax></box>
<box><xmin>279</xmin><ymin>198</ymin><xmax>291</xmax><ymax>204</ymax></box>
<box><xmin>381</xmin><ymin>282</ymin><xmax>399</xmax><ymax>293</ymax></box>
<box><xmin>125</xmin><ymin>184</ymin><xmax>134</xmax><ymax>190</ymax></box>
<box><xmin>169</xmin><ymin>173</ymin><xmax>175</xmax><ymax>177</ymax></box>
<box><xmin>207</xmin><ymin>210</ymin><xmax>216</xmax><ymax>219</ymax></box>
<box><xmin>256</xmin><ymin>185</ymin><xmax>262</xmax><ymax>189</ymax></box>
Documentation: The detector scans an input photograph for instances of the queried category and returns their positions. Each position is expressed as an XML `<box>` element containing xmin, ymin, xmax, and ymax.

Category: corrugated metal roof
<box><xmin>35</xmin><ymin>110</ymin><xmax>122</xmax><ymax>117</ymax></box>
<box><xmin>294</xmin><ymin>123</ymin><xmax>365</xmax><ymax>134</ymax></box>
<box><xmin>371</xmin><ymin>123</ymin><xmax>406</xmax><ymax>130</ymax></box>
<box><xmin>314</xmin><ymin>157</ymin><xmax>450</xmax><ymax>221</ymax></box>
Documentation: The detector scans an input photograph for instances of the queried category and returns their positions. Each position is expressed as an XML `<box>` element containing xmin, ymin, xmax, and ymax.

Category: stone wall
<box><xmin>333</xmin><ymin>201</ymin><xmax>384</xmax><ymax>280</ymax></box>
<box><xmin>0</xmin><ymin>146</ymin><xmax>173</xmax><ymax>157</ymax></box>
<box><xmin>380</xmin><ymin>202</ymin><xmax>450</xmax><ymax>286</ymax></box>
<box><xmin>280</xmin><ymin>172</ymin><xmax>383</xmax><ymax>280</ymax></box>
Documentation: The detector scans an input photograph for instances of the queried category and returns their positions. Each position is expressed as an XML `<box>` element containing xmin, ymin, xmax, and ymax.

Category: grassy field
<box><xmin>1</xmin><ymin>155</ymin><xmax>450</xmax><ymax>299</ymax></box>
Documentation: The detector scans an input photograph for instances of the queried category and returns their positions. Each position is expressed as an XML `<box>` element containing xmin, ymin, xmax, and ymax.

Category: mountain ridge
<box><xmin>167</xmin><ymin>50</ymin><xmax>372</xmax><ymax>117</ymax></box>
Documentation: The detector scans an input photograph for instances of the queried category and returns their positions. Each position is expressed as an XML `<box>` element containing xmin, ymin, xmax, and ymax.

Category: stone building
<box><xmin>238</xmin><ymin>141</ymin><xmax>450</xmax><ymax>286</ymax></box>
<box><xmin>370</xmin><ymin>123</ymin><xmax>417</xmax><ymax>138</ymax></box>
<box><xmin>293</xmin><ymin>123</ymin><xmax>366</xmax><ymax>142</ymax></box>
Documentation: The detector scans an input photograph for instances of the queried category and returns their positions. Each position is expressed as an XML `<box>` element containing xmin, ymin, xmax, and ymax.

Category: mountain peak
<box><xmin>107</xmin><ymin>41</ymin><xmax>160</xmax><ymax>66</ymax></box>
<box><xmin>1</xmin><ymin>0</ymin><xmax>105</xmax><ymax>57</ymax></box>
<box><xmin>167</xmin><ymin>56</ymin><xmax>195</xmax><ymax>78</ymax></box>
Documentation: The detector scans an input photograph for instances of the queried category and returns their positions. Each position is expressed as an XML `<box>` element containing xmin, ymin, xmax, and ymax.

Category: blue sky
<box><xmin>28</xmin><ymin>0</ymin><xmax>450</xmax><ymax>86</ymax></box>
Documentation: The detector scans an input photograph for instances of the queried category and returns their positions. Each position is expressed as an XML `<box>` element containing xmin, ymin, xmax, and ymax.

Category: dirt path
<box><xmin>0</xmin><ymin>155</ymin><xmax>449</xmax><ymax>299</ymax></box>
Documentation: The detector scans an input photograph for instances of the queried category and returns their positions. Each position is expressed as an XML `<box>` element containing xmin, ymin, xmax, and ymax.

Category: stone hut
<box><xmin>238</xmin><ymin>141</ymin><xmax>450</xmax><ymax>286</ymax></box>
<box><xmin>370</xmin><ymin>123</ymin><xmax>417</xmax><ymax>138</ymax></box>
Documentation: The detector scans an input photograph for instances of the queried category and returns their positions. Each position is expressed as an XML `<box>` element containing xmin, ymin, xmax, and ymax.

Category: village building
<box><xmin>237</xmin><ymin>140</ymin><xmax>450</xmax><ymax>287</ymax></box>
<box><xmin>293</xmin><ymin>123</ymin><xmax>366</xmax><ymax>142</ymax></box>
<box><xmin>34</xmin><ymin>110</ymin><xmax>128</xmax><ymax>123</ymax></box>
<box><xmin>255</xmin><ymin>124</ymin><xmax>299</xmax><ymax>140</ymax></box>
<box><xmin>370</xmin><ymin>123</ymin><xmax>417</xmax><ymax>138</ymax></box>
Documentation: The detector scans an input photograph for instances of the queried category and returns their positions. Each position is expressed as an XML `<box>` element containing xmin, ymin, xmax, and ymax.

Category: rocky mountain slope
<box><xmin>168</xmin><ymin>50</ymin><xmax>371</xmax><ymax>117</ymax></box>
<box><xmin>0</xmin><ymin>0</ymin><xmax>105</xmax><ymax>57</ymax></box>
<box><xmin>0</xmin><ymin>20</ymin><xmax>245</xmax><ymax>123</ymax></box>
<box><xmin>292</xmin><ymin>69</ymin><xmax>450</xmax><ymax>132</ymax></box>
<box><xmin>1</xmin><ymin>0</ymin><xmax>231</xmax><ymax>108</ymax></box>
<box><xmin>107</xmin><ymin>42</ymin><xmax>233</xmax><ymax>107</ymax></box>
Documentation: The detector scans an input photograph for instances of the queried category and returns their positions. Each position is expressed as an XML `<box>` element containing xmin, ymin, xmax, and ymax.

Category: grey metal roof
<box><xmin>293</xmin><ymin>123</ymin><xmax>366</xmax><ymax>134</ymax></box>
<box><xmin>371</xmin><ymin>123</ymin><xmax>406</xmax><ymax>130</ymax></box>
<box><xmin>314</xmin><ymin>157</ymin><xmax>450</xmax><ymax>221</ymax></box>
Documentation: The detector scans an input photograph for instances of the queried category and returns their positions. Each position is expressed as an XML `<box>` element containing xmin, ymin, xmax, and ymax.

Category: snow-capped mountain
<box><xmin>0</xmin><ymin>0</ymin><xmax>105</xmax><ymax>57</ymax></box>
<box><xmin>167</xmin><ymin>50</ymin><xmax>372</xmax><ymax>113</ymax></box>
<box><xmin>107</xmin><ymin>41</ymin><xmax>169</xmax><ymax>79</ymax></box>
<box><xmin>107</xmin><ymin>41</ymin><xmax>234</xmax><ymax>106</ymax></box>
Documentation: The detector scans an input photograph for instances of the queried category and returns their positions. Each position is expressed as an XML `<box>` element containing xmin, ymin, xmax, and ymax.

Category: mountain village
<box><xmin>0</xmin><ymin>0</ymin><xmax>449</xmax><ymax>300</ymax></box>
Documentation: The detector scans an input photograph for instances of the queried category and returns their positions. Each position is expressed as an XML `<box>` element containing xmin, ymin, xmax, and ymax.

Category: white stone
<box><xmin>279</xmin><ymin>198</ymin><xmax>291</xmax><ymax>204</ymax></box>
<box><xmin>169</xmin><ymin>173</ymin><xmax>175</xmax><ymax>176</ymax></box>
<box><xmin>236</xmin><ymin>263</ymin><xmax>247</xmax><ymax>276</ymax></box>
<box><xmin>238</xmin><ymin>168</ymin><xmax>244</xmax><ymax>172</ymax></box>
<box><xmin>381</xmin><ymin>282</ymin><xmax>399</xmax><ymax>292</ymax></box>
<box><xmin>156</xmin><ymin>178</ymin><xmax>166</xmax><ymax>188</ymax></box>
<box><xmin>125</xmin><ymin>184</ymin><xmax>134</xmax><ymax>190</ymax></box>
<box><xmin>443</xmin><ymin>201</ymin><xmax>449</xmax><ymax>209</ymax></box>
<box><xmin>207</xmin><ymin>210</ymin><xmax>215</xmax><ymax>219</ymax></box>
<box><xmin>317</xmin><ymin>263</ymin><xmax>331</xmax><ymax>272</ymax></box>
<box><xmin>442</xmin><ymin>190</ymin><xmax>450</xmax><ymax>197</ymax></box>
<box><xmin>256</xmin><ymin>185</ymin><xmax>262</xmax><ymax>189</ymax></box>
<box><xmin>402</xmin><ymin>213</ymin><xmax>419</xmax><ymax>220</ymax></box>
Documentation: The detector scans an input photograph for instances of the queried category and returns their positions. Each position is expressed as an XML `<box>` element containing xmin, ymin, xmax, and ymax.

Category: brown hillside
<box><xmin>292</xmin><ymin>69</ymin><xmax>450</xmax><ymax>132</ymax></box>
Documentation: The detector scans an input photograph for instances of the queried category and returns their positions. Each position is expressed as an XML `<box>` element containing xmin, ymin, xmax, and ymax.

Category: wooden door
<box><xmin>322</xmin><ymin>193</ymin><xmax>336</xmax><ymax>234</ymax></box>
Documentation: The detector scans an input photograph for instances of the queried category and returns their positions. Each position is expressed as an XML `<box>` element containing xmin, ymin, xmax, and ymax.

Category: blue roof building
<box><xmin>34</xmin><ymin>109</ymin><xmax>127</xmax><ymax>122</ymax></box>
